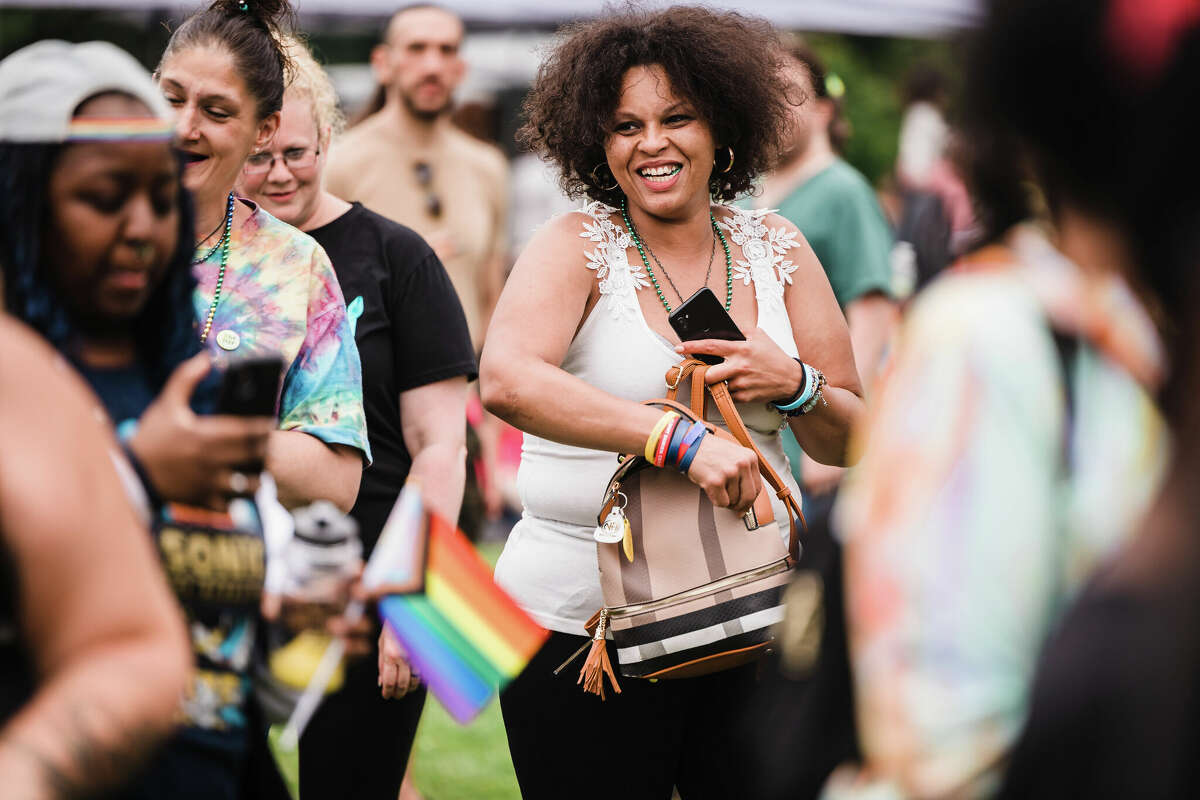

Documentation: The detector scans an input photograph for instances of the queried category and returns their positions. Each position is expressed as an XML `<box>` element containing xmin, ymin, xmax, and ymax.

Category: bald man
<box><xmin>327</xmin><ymin>4</ymin><xmax>509</xmax><ymax>350</ymax></box>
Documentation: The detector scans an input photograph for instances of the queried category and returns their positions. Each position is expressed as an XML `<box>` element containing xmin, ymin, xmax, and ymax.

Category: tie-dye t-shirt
<box><xmin>192</xmin><ymin>199</ymin><xmax>370</xmax><ymax>462</ymax></box>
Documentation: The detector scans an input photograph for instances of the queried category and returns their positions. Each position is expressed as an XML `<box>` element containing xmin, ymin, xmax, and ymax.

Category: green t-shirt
<box><xmin>773</xmin><ymin>158</ymin><xmax>894</xmax><ymax>308</ymax></box>
<box><xmin>760</xmin><ymin>159</ymin><xmax>893</xmax><ymax>489</ymax></box>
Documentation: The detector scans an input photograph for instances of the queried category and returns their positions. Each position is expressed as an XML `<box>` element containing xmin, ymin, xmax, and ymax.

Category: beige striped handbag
<box><xmin>571</xmin><ymin>358</ymin><xmax>803</xmax><ymax>698</ymax></box>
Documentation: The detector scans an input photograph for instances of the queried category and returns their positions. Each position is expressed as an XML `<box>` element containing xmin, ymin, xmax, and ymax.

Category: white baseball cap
<box><xmin>0</xmin><ymin>40</ymin><xmax>172</xmax><ymax>143</ymax></box>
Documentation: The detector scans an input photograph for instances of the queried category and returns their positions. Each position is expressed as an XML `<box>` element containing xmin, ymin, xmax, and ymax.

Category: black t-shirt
<box><xmin>308</xmin><ymin>203</ymin><xmax>477</xmax><ymax>553</ymax></box>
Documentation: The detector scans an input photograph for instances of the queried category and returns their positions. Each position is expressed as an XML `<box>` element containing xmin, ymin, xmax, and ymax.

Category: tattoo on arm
<box><xmin>1</xmin><ymin>703</ymin><xmax>169</xmax><ymax>799</ymax></box>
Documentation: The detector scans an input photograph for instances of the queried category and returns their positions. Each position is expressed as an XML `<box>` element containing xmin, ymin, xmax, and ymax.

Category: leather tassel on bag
<box><xmin>578</xmin><ymin>608</ymin><xmax>621</xmax><ymax>699</ymax></box>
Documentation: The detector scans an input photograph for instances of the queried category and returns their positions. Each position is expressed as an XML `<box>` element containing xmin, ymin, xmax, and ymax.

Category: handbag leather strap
<box><xmin>666</xmin><ymin>360</ymin><xmax>709</xmax><ymax>419</ymax></box>
<box><xmin>600</xmin><ymin>396</ymin><xmax>777</xmax><ymax>533</ymax></box>
<box><xmin>665</xmin><ymin>358</ymin><xmax>804</xmax><ymax>562</ymax></box>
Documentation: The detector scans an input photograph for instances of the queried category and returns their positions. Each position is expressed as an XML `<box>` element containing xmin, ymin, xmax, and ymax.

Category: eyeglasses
<box><xmin>413</xmin><ymin>161</ymin><xmax>443</xmax><ymax>219</ymax></box>
<box><xmin>243</xmin><ymin>146</ymin><xmax>320</xmax><ymax>175</ymax></box>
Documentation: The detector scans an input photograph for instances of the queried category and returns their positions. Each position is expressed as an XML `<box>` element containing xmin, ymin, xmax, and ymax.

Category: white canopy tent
<box><xmin>3</xmin><ymin>0</ymin><xmax>983</xmax><ymax>38</ymax></box>
<box><xmin>2</xmin><ymin>0</ymin><xmax>981</xmax><ymax>123</ymax></box>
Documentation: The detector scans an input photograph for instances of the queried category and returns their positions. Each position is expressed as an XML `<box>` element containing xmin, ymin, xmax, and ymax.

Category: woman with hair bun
<box><xmin>129</xmin><ymin>2</ymin><xmax>371</xmax><ymax>797</ymax></box>
<box><xmin>156</xmin><ymin>0</ymin><xmax>370</xmax><ymax>514</ymax></box>
<box><xmin>238</xmin><ymin>36</ymin><xmax>477</xmax><ymax>800</ymax></box>
<box><xmin>479</xmin><ymin>7</ymin><xmax>864</xmax><ymax>797</ymax></box>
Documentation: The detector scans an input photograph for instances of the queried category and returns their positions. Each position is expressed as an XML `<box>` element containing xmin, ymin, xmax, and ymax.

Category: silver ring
<box><xmin>229</xmin><ymin>471</ymin><xmax>249</xmax><ymax>494</ymax></box>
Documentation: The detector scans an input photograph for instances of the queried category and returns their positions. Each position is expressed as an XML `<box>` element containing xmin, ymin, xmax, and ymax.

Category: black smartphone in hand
<box><xmin>667</xmin><ymin>287</ymin><xmax>744</xmax><ymax>365</ymax></box>
<box><xmin>216</xmin><ymin>355</ymin><xmax>284</xmax><ymax>419</ymax></box>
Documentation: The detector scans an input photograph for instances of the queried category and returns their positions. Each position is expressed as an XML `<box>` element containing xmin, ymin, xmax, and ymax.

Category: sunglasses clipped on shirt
<box><xmin>243</xmin><ymin>146</ymin><xmax>320</xmax><ymax>175</ymax></box>
<box><xmin>413</xmin><ymin>160</ymin><xmax>443</xmax><ymax>219</ymax></box>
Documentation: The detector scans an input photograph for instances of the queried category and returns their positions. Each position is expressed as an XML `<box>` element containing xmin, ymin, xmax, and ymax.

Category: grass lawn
<box><xmin>409</xmin><ymin>539</ymin><xmax>521</xmax><ymax>800</ymax></box>
<box><xmin>409</xmin><ymin>684</ymin><xmax>520</xmax><ymax>800</ymax></box>
<box><xmin>272</xmin><ymin>539</ymin><xmax>521</xmax><ymax>800</ymax></box>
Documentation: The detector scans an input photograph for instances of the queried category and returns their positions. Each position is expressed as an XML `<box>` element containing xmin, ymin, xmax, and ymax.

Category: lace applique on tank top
<box><xmin>720</xmin><ymin>207</ymin><xmax>801</xmax><ymax>317</ymax></box>
<box><xmin>577</xmin><ymin>201</ymin><xmax>800</xmax><ymax>322</ymax></box>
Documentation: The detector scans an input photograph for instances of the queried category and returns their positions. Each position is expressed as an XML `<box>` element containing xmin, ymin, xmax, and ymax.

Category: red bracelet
<box><xmin>654</xmin><ymin>416</ymin><xmax>679</xmax><ymax>467</ymax></box>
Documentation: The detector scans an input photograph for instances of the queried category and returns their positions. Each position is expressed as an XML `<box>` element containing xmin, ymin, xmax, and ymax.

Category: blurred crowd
<box><xmin>1</xmin><ymin>0</ymin><xmax>1198</xmax><ymax>799</ymax></box>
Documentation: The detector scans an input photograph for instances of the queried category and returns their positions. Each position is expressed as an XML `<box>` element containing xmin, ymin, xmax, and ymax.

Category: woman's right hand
<box><xmin>127</xmin><ymin>353</ymin><xmax>274</xmax><ymax>509</ymax></box>
<box><xmin>683</xmin><ymin>433</ymin><xmax>762</xmax><ymax>515</ymax></box>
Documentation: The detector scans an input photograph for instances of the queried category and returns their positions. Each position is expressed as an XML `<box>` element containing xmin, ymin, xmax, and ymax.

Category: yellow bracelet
<box><xmin>644</xmin><ymin>411</ymin><xmax>679</xmax><ymax>462</ymax></box>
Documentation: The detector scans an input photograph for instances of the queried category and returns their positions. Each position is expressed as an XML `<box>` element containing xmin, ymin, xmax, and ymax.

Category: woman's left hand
<box><xmin>378</xmin><ymin>625</ymin><xmax>421</xmax><ymax>699</ymax></box>
<box><xmin>677</xmin><ymin>328</ymin><xmax>804</xmax><ymax>404</ymax></box>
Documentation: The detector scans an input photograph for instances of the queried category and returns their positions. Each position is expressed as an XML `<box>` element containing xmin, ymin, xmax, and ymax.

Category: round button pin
<box><xmin>215</xmin><ymin>329</ymin><xmax>241</xmax><ymax>351</ymax></box>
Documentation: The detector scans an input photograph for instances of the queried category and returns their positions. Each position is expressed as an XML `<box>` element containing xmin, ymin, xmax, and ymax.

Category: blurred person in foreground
<box><xmin>0</xmin><ymin>38</ymin><xmax>273</xmax><ymax>799</ymax></box>
<box><xmin>0</xmin><ymin>37</ymin><xmax>363</xmax><ymax>799</ymax></box>
<box><xmin>0</xmin><ymin>313</ymin><xmax>190</xmax><ymax>797</ymax></box>
<box><xmin>237</xmin><ymin>36</ymin><xmax>476</xmax><ymax>800</ymax></box>
<box><xmin>157</xmin><ymin>0</ymin><xmax>370</xmax><ymax>513</ymax></box>
<box><xmin>987</xmin><ymin>0</ymin><xmax>1200</xmax><ymax>796</ymax></box>
<box><xmin>822</xmin><ymin>2</ymin><xmax>1172</xmax><ymax>798</ymax></box>
<box><xmin>481</xmin><ymin>7</ymin><xmax>865</xmax><ymax>797</ymax></box>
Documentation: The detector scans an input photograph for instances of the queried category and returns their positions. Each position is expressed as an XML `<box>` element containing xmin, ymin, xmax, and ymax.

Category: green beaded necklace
<box><xmin>196</xmin><ymin>192</ymin><xmax>235</xmax><ymax>344</ymax></box>
<box><xmin>620</xmin><ymin>198</ymin><xmax>733</xmax><ymax>314</ymax></box>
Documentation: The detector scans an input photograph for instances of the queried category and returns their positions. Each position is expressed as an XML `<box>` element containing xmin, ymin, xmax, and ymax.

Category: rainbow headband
<box><xmin>67</xmin><ymin>117</ymin><xmax>174</xmax><ymax>142</ymax></box>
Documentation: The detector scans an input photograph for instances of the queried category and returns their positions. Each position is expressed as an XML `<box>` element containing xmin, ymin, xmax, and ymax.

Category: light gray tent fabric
<box><xmin>5</xmin><ymin>0</ymin><xmax>983</xmax><ymax>37</ymax></box>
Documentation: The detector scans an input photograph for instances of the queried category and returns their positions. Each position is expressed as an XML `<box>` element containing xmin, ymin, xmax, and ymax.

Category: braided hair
<box><xmin>0</xmin><ymin>143</ymin><xmax>200</xmax><ymax>391</ymax></box>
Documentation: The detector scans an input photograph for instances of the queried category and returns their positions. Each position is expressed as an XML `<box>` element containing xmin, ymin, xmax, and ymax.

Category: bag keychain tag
<box><xmin>594</xmin><ymin>492</ymin><xmax>628</xmax><ymax>544</ymax></box>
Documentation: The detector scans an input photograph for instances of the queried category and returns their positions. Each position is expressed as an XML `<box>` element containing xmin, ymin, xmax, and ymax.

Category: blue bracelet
<box><xmin>677</xmin><ymin>428</ymin><xmax>707</xmax><ymax>473</ymax></box>
<box><xmin>664</xmin><ymin>416</ymin><xmax>691</xmax><ymax>465</ymax></box>
<box><xmin>677</xmin><ymin>420</ymin><xmax>707</xmax><ymax>461</ymax></box>
<box><xmin>773</xmin><ymin>362</ymin><xmax>817</xmax><ymax>413</ymax></box>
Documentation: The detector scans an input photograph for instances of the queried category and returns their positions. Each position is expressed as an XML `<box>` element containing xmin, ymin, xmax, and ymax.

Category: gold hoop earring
<box><xmin>589</xmin><ymin>162</ymin><xmax>619</xmax><ymax>192</ymax></box>
<box><xmin>720</xmin><ymin>146</ymin><xmax>735</xmax><ymax>174</ymax></box>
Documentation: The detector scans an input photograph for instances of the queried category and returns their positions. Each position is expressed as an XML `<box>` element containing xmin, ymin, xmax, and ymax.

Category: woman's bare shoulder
<box><xmin>515</xmin><ymin>202</ymin><xmax>622</xmax><ymax>269</ymax></box>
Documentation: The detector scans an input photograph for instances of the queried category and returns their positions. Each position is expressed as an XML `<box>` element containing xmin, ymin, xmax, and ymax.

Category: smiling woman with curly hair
<box><xmin>520</xmin><ymin>6</ymin><xmax>793</xmax><ymax>206</ymax></box>
<box><xmin>480</xmin><ymin>7</ymin><xmax>865</xmax><ymax>798</ymax></box>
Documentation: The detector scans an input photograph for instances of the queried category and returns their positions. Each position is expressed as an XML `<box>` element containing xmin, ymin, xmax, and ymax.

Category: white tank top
<box><xmin>494</xmin><ymin>201</ymin><xmax>804</xmax><ymax>635</ymax></box>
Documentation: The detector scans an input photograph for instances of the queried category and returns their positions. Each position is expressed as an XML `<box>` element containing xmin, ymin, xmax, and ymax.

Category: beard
<box><xmin>400</xmin><ymin>84</ymin><xmax>452</xmax><ymax>121</ymax></box>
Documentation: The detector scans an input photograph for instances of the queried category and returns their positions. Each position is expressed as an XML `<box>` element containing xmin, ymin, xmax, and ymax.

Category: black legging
<box><xmin>297</xmin><ymin>649</ymin><xmax>426</xmax><ymax>799</ymax></box>
<box><xmin>500</xmin><ymin>631</ymin><xmax>759</xmax><ymax>800</ymax></box>
<box><xmin>249</xmin><ymin>639</ymin><xmax>426</xmax><ymax>800</ymax></box>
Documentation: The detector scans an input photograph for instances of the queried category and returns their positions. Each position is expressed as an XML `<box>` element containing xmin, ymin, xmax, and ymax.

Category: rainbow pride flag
<box><xmin>365</xmin><ymin>487</ymin><xmax>548</xmax><ymax>723</ymax></box>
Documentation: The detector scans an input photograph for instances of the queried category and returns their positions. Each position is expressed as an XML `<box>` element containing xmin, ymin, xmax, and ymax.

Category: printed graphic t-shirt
<box><xmin>76</xmin><ymin>362</ymin><xmax>267</xmax><ymax>799</ymax></box>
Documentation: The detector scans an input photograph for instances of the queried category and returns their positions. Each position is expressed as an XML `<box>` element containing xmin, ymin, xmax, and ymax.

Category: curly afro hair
<box><xmin>518</xmin><ymin>5</ymin><xmax>795</xmax><ymax>206</ymax></box>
